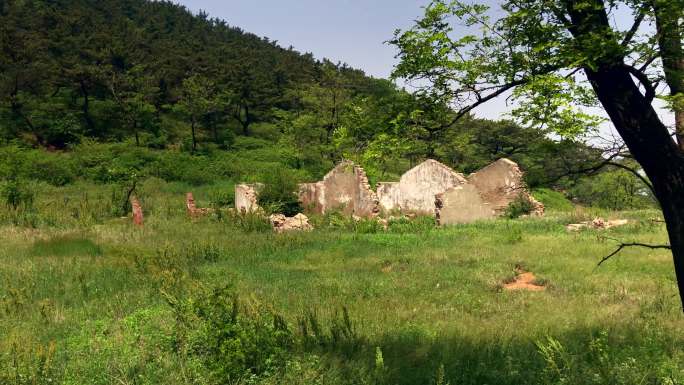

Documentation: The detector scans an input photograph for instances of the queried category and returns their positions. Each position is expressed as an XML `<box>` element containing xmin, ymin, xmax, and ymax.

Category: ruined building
<box><xmin>298</xmin><ymin>161</ymin><xmax>379</xmax><ymax>217</ymax></box>
<box><xmin>376</xmin><ymin>159</ymin><xmax>466</xmax><ymax>215</ymax></box>
<box><xmin>436</xmin><ymin>159</ymin><xmax>544</xmax><ymax>225</ymax></box>
<box><xmin>236</xmin><ymin>158</ymin><xmax>543</xmax><ymax>225</ymax></box>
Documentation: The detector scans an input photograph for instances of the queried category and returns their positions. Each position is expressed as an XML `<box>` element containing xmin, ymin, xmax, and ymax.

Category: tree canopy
<box><xmin>391</xmin><ymin>0</ymin><xmax>684</xmax><ymax>307</ymax></box>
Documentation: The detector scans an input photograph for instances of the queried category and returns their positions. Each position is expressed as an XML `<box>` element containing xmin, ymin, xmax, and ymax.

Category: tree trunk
<box><xmin>652</xmin><ymin>0</ymin><xmax>684</xmax><ymax>149</ymax></box>
<box><xmin>241</xmin><ymin>105</ymin><xmax>251</xmax><ymax>136</ymax></box>
<box><xmin>134</xmin><ymin>120</ymin><xmax>139</xmax><ymax>147</ymax></box>
<box><xmin>660</xmin><ymin>180</ymin><xmax>684</xmax><ymax>307</ymax></box>
<box><xmin>585</xmin><ymin>64</ymin><xmax>684</xmax><ymax>309</ymax></box>
<box><xmin>567</xmin><ymin>0</ymin><xmax>684</xmax><ymax>309</ymax></box>
<box><xmin>191</xmin><ymin>120</ymin><xmax>197</xmax><ymax>153</ymax></box>
<box><xmin>80</xmin><ymin>80</ymin><xmax>95</xmax><ymax>134</ymax></box>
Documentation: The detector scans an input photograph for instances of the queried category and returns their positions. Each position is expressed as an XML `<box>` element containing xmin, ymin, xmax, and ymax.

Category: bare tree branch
<box><xmin>620</xmin><ymin>8</ymin><xmax>646</xmax><ymax>47</ymax></box>
<box><xmin>623</xmin><ymin>64</ymin><xmax>656</xmax><ymax>102</ymax></box>
<box><xmin>598</xmin><ymin>240</ymin><xmax>671</xmax><ymax>267</ymax></box>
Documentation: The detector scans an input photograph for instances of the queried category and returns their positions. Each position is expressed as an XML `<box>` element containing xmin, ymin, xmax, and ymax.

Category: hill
<box><xmin>0</xmin><ymin>0</ymin><xmax>654</xmax><ymax>210</ymax></box>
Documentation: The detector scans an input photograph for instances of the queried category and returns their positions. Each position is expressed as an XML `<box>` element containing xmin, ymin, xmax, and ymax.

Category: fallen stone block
<box><xmin>269</xmin><ymin>213</ymin><xmax>313</xmax><ymax>233</ymax></box>
<box><xmin>566</xmin><ymin>217</ymin><xmax>630</xmax><ymax>231</ymax></box>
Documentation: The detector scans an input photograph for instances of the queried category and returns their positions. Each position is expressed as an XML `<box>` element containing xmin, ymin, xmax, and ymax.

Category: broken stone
<box><xmin>130</xmin><ymin>196</ymin><xmax>143</xmax><ymax>226</ymax></box>
<box><xmin>377</xmin><ymin>159</ymin><xmax>466</xmax><ymax>215</ymax></box>
<box><xmin>298</xmin><ymin>161</ymin><xmax>379</xmax><ymax>218</ymax></box>
<box><xmin>269</xmin><ymin>213</ymin><xmax>313</xmax><ymax>233</ymax></box>
<box><xmin>235</xmin><ymin>183</ymin><xmax>263</xmax><ymax>214</ymax></box>
<box><xmin>566</xmin><ymin>217</ymin><xmax>630</xmax><ymax>231</ymax></box>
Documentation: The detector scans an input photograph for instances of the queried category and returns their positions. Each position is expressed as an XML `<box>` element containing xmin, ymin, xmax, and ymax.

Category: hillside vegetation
<box><xmin>0</xmin><ymin>0</ymin><xmax>655</xmax><ymax>208</ymax></box>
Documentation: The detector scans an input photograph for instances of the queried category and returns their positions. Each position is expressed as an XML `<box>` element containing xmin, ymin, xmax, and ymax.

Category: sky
<box><xmin>174</xmin><ymin>0</ymin><xmax>673</xmax><ymax>129</ymax></box>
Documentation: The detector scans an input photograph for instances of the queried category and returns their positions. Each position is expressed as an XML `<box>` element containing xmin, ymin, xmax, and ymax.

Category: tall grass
<box><xmin>0</xmin><ymin>179</ymin><xmax>681</xmax><ymax>384</ymax></box>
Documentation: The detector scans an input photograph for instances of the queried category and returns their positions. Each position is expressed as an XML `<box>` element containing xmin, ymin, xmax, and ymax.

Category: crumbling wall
<box><xmin>298</xmin><ymin>161</ymin><xmax>379</xmax><ymax>217</ymax></box>
<box><xmin>436</xmin><ymin>158</ymin><xmax>544</xmax><ymax>225</ymax></box>
<box><xmin>435</xmin><ymin>184</ymin><xmax>495</xmax><ymax>224</ymax></box>
<box><xmin>377</xmin><ymin>159</ymin><xmax>466</xmax><ymax>214</ymax></box>
<box><xmin>235</xmin><ymin>183</ymin><xmax>263</xmax><ymax>213</ymax></box>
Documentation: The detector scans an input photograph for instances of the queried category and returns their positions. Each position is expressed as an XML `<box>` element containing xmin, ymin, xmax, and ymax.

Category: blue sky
<box><xmin>175</xmin><ymin>0</ymin><xmax>425</xmax><ymax>79</ymax></box>
<box><xmin>175</xmin><ymin>0</ymin><xmax>673</xmax><ymax>128</ymax></box>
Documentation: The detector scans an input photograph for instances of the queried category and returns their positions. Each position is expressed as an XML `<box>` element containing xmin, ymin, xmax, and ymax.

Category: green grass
<box><xmin>0</xmin><ymin>181</ymin><xmax>682</xmax><ymax>385</ymax></box>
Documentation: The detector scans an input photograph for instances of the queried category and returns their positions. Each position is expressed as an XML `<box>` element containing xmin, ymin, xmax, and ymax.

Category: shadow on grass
<box><xmin>30</xmin><ymin>235</ymin><xmax>102</xmax><ymax>257</ymax></box>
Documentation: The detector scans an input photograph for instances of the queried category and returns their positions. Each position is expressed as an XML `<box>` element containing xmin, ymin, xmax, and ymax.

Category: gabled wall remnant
<box><xmin>436</xmin><ymin>158</ymin><xmax>544</xmax><ymax>225</ymax></box>
<box><xmin>235</xmin><ymin>183</ymin><xmax>263</xmax><ymax>214</ymax></box>
<box><xmin>237</xmin><ymin>158</ymin><xmax>543</xmax><ymax>224</ymax></box>
<box><xmin>377</xmin><ymin>159</ymin><xmax>466</xmax><ymax>214</ymax></box>
<box><xmin>435</xmin><ymin>183</ymin><xmax>496</xmax><ymax>224</ymax></box>
<box><xmin>298</xmin><ymin>161</ymin><xmax>379</xmax><ymax>217</ymax></box>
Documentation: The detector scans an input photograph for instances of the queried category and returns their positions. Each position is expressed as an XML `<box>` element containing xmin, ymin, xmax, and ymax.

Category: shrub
<box><xmin>167</xmin><ymin>286</ymin><xmax>293</xmax><ymax>384</ymax></box>
<box><xmin>257</xmin><ymin>166</ymin><xmax>306</xmax><ymax>216</ymax></box>
<box><xmin>0</xmin><ymin>179</ymin><xmax>35</xmax><ymax>210</ymax></box>
<box><xmin>504</xmin><ymin>194</ymin><xmax>535</xmax><ymax>219</ymax></box>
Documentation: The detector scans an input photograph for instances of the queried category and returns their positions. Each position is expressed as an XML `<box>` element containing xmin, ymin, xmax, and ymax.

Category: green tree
<box><xmin>391</xmin><ymin>0</ymin><xmax>684</xmax><ymax>306</ymax></box>
<box><xmin>109</xmin><ymin>65</ymin><xmax>159</xmax><ymax>146</ymax></box>
<box><xmin>173</xmin><ymin>75</ymin><xmax>217</xmax><ymax>153</ymax></box>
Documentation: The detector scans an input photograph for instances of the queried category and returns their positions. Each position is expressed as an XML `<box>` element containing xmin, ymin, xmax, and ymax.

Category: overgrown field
<box><xmin>1</xmin><ymin>181</ymin><xmax>682</xmax><ymax>385</ymax></box>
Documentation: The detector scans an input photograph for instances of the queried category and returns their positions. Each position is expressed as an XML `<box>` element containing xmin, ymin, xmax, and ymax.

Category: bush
<box><xmin>257</xmin><ymin>166</ymin><xmax>306</xmax><ymax>216</ymax></box>
<box><xmin>0</xmin><ymin>179</ymin><xmax>35</xmax><ymax>210</ymax></box>
<box><xmin>504</xmin><ymin>194</ymin><xmax>535</xmax><ymax>219</ymax></box>
<box><xmin>167</xmin><ymin>286</ymin><xmax>293</xmax><ymax>384</ymax></box>
<box><xmin>569</xmin><ymin>168</ymin><xmax>656</xmax><ymax>210</ymax></box>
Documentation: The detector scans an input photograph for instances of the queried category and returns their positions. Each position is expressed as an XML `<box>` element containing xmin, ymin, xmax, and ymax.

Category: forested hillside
<box><xmin>0</xmin><ymin>0</ymin><xmax>653</xmax><ymax>209</ymax></box>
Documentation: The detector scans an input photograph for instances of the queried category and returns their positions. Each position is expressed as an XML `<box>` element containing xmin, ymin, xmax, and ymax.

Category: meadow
<box><xmin>0</xmin><ymin>180</ymin><xmax>682</xmax><ymax>385</ymax></box>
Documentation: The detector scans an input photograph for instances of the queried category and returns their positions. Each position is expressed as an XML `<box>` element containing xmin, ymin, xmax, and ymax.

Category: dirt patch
<box><xmin>503</xmin><ymin>269</ymin><xmax>546</xmax><ymax>291</ymax></box>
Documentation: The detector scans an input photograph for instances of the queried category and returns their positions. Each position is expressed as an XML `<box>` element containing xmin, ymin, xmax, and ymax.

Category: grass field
<box><xmin>1</xmin><ymin>180</ymin><xmax>682</xmax><ymax>385</ymax></box>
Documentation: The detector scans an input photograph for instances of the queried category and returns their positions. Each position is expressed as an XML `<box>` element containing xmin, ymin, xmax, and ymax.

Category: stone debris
<box><xmin>235</xmin><ymin>183</ymin><xmax>263</xmax><ymax>214</ymax></box>
<box><xmin>436</xmin><ymin>158</ymin><xmax>544</xmax><ymax>225</ymax></box>
<box><xmin>130</xmin><ymin>196</ymin><xmax>143</xmax><ymax>226</ymax></box>
<box><xmin>566</xmin><ymin>218</ymin><xmax>630</xmax><ymax>231</ymax></box>
<box><xmin>377</xmin><ymin>159</ymin><xmax>466</xmax><ymax>215</ymax></box>
<box><xmin>186</xmin><ymin>192</ymin><xmax>214</xmax><ymax>217</ymax></box>
<box><xmin>298</xmin><ymin>161</ymin><xmax>379</xmax><ymax>218</ymax></box>
<box><xmin>269</xmin><ymin>213</ymin><xmax>313</xmax><ymax>233</ymax></box>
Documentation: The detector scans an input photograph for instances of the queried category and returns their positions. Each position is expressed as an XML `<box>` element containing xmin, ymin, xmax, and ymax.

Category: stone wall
<box><xmin>298</xmin><ymin>161</ymin><xmax>379</xmax><ymax>217</ymax></box>
<box><xmin>377</xmin><ymin>159</ymin><xmax>466</xmax><ymax>214</ymax></box>
<box><xmin>436</xmin><ymin>158</ymin><xmax>544</xmax><ymax>225</ymax></box>
<box><xmin>235</xmin><ymin>183</ymin><xmax>263</xmax><ymax>213</ymax></box>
